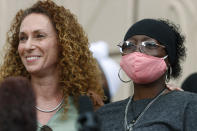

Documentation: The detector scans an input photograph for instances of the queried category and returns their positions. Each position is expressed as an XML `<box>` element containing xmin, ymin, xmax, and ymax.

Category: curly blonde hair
<box><xmin>0</xmin><ymin>0</ymin><xmax>104</xmax><ymax>111</ymax></box>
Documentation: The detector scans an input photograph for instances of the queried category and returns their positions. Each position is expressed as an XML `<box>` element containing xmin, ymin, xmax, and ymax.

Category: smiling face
<box><xmin>18</xmin><ymin>13</ymin><xmax>59</xmax><ymax>76</ymax></box>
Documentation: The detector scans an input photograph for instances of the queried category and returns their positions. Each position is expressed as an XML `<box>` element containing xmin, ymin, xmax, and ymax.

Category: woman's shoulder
<box><xmin>168</xmin><ymin>90</ymin><xmax>197</xmax><ymax>98</ymax></box>
<box><xmin>96</xmin><ymin>97</ymin><xmax>130</xmax><ymax>114</ymax></box>
<box><xmin>95</xmin><ymin>98</ymin><xmax>130</xmax><ymax>128</ymax></box>
<box><xmin>163</xmin><ymin>90</ymin><xmax>197</xmax><ymax>105</ymax></box>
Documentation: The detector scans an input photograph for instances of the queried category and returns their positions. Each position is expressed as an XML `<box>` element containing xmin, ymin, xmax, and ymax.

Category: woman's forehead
<box><xmin>20</xmin><ymin>13</ymin><xmax>53</xmax><ymax>33</ymax></box>
<box><xmin>127</xmin><ymin>35</ymin><xmax>155</xmax><ymax>41</ymax></box>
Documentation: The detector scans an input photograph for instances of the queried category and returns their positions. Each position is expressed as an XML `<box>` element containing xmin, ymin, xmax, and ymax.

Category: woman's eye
<box><xmin>145</xmin><ymin>42</ymin><xmax>157</xmax><ymax>48</ymax></box>
<box><xmin>19</xmin><ymin>36</ymin><xmax>27</xmax><ymax>42</ymax></box>
<box><xmin>36</xmin><ymin>34</ymin><xmax>45</xmax><ymax>38</ymax></box>
<box><xmin>123</xmin><ymin>42</ymin><xmax>135</xmax><ymax>48</ymax></box>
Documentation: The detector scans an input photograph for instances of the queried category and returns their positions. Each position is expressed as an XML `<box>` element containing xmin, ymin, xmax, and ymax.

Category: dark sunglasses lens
<box><xmin>41</xmin><ymin>125</ymin><xmax>53</xmax><ymax>131</ymax></box>
<box><xmin>122</xmin><ymin>41</ymin><xmax>136</xmax><ymax>54</ymax></box>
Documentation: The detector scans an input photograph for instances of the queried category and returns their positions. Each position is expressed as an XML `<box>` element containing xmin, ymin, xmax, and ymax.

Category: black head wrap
<box><xmin>124</xmin><ymin>19</ymin><xmax>177</xmax><ymax>65</ymax></box>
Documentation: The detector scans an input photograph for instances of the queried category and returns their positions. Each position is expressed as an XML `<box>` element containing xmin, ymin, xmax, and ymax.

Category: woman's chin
<box><xmin>26</xmin><ymin>68</ymin><xmax>40</xmax><ymax>75</ymax></box>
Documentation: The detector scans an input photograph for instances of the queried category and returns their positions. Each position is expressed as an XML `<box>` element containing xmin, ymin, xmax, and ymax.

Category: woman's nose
<box><xmin>24</xmin><ymin>38</ymin><xmax>36</xmax><ymax>50</ymax></box>
<box><xmin>135</xmin><ymin>42</ymin><xmax>143</xmax><ymax>53</ymax></box>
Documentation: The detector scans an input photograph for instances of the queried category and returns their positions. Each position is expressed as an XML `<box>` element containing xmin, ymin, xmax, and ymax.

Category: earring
<box><xmin>118</xmin><ymin>68</ymin><xmax>131</xmax><ymax>83</ymax></box>
<box><xmin>165</xmin><ymin>66</ymin><xmax>172</xmax><ymax>83</ymax></box>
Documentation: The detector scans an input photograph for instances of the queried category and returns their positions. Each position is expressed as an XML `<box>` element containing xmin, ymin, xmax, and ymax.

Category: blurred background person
<box><xmin>0</xmin><ymin>0</ymin><xmax>104</xmax><ymax>130</ymax></box>
<box><xmin>90</xmin><ymin>41</ymin><xmax>121</xmax><ymax>103</ymax></box>
<box><xmin>0</xmin><ymin>76</ymin><xmax>36</xmax><ymax>131</ymax></box>
<box><xmin>181</xmin><ymin>73</ymin><xmax>197</xmax><ymax>93</ymax></box>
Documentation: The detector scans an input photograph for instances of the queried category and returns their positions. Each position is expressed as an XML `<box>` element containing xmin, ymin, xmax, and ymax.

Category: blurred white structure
<box><xmin>90</xmin><ymin>41</ymin><xmax>121</xmax><ymax>97</ymax></box>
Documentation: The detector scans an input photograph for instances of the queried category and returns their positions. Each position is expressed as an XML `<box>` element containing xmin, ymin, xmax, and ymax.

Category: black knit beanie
<box><xmin>124</xmin><ymin>19</ymin><xmax>176</xmax><ymax>65</ymax></box>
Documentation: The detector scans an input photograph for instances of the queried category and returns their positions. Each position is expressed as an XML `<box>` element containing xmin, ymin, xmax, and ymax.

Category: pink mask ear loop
<box><xmin>162</xmin><ymin>55</ymin><xmax>168</xmax><ymax>60</ymax></box>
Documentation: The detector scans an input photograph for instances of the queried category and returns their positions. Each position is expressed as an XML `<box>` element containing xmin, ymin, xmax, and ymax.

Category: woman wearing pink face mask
<box><xmin>96</xmin><ymin>19</ymin><xmax>197</xmax><ymax>131</ymax></box>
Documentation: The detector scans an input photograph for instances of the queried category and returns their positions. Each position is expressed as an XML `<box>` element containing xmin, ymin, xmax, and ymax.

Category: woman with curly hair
<box><xmin>96</xmin><ymin>19</ymin><xmax>197</xmax><ymax>131</ymax></box>
<box><xmin>0</xmin><ymin>0</ymin><xmax>104</xmax><ymax>130</ymax></box>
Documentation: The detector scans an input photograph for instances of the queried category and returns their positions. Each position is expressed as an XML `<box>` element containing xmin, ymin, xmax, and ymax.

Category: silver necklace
<box><xmin>36</xmin><ymin>97</ymin><xmax>64</xmax><ymax>113</ymax></box>
<box><xmin>124</xmin><ymin>89</ymin><xmax>166</xmax><ymax>131</ymax></box>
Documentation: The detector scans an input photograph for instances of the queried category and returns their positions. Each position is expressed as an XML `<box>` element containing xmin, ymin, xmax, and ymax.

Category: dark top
<box><xmin>96</xmin><ymin>91</ymin><xmax>197</xmax><ymax>131</ymax></box>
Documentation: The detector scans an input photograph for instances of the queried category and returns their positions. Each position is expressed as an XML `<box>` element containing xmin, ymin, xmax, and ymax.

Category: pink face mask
<box><xmin>120</xmin><ymin>52</ymin><xmax>167</xmax><ymax>84</ymax></box>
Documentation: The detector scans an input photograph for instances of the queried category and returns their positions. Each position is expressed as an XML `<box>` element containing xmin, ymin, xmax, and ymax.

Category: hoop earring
<box><xmin>118</xmin><ymin>68</ymin><xmax>131</xmax><ymax>83</ymax></box>
<box><xmin>165</xmin><ymin>74</ymin><xmax>169</xmax><ymax>83</ymax></box>
<box><xmin>165</xmin><ymin>66</ymin><xmax>172</xmax><ymax>83</ymax></box>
